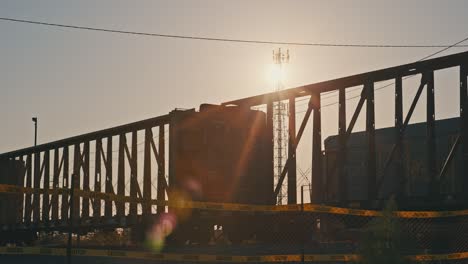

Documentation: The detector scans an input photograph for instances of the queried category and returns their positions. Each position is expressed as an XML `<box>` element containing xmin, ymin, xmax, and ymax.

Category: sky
<box><xmin>1</xmin><ymin>0</ymin><xmax>468</xmax><ymax>181</ymax></box>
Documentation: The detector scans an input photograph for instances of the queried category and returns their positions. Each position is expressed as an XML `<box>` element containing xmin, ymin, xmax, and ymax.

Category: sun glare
<box><xmin>266</xmin><ymin>63</ymin><xmax>286</xmax><ymax>85</ymax></box>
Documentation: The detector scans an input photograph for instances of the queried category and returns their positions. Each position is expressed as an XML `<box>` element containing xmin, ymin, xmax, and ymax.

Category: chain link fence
<box><xmin>11</xmin><ymin>206</ymin><xmax>468</xmax><ymax>262</ymax></box>
<box><xmin>3</xmin><ymin>185</ymin><xmax>468</xmax><ymax>263</ymax></box>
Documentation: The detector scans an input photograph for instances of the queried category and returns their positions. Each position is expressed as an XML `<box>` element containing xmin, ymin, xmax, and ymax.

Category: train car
<box><xmin>169</xmin><ymin>104</ymin><xmax>273</xmax><ymax>205</ymax></box>
<box><xmin>167</xmin><ymin>104</ymin><xmax>274</xmax><ymax>244</ymax></box>
<box><xmin>0</xmin><ymin>159</ymin><xmax>25</xmax><ymax>228</ymax></box>
<box><xmin>323</xmin><ymin>117</ymin><xmax>463</xmax><ymax>209</ymax></box>
<box><xmin>0</xmin><ymin>159</ymin><xmax>36</xmax><ymax>245</ymax></box>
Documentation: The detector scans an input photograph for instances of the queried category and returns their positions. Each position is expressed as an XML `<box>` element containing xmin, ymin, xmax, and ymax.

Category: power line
<box><xmin>2</xmin><ymin>17</ymin><xmax>468</xmax><ymax>48</ymax></box>
<box><xmin>293</xmin><ymin>35</ymin><xmax>468</xmax><ymax>113</ymax></box>
<box><xmin>294</xmin><ymin>34</ymin><xmax>468</xmax><ymax>112</ymax></box>
<box><xmin>418</xmin><ymin>35</ymin><xmax>468</xmax><ymax>61</ymax></box>
<box><xmin>2</xmin><ymin>16</ymin><xmax>467</xmax><ymax>115</ymax></box>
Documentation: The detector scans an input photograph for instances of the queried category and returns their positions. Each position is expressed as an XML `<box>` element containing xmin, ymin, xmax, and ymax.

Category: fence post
<box><xmin>301</xmin><ymin>185</ymin><xmax>305</xmax><ymax>264</ymax></box>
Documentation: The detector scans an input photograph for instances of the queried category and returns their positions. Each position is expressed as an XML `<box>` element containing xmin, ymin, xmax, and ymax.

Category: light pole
<box><xmin>32</xmin><ymin>117</ymin><xmax>37</xmax><ymax>146</ymax></box>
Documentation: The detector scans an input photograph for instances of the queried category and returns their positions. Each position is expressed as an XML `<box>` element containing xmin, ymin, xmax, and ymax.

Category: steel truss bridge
<box><xmin>0</xmin><ymin>50</ymin><xmax>467</xmax><ymax>233</ymax></box>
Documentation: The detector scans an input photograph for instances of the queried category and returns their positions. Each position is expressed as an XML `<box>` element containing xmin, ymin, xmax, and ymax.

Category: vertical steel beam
<box><xmin>338</xmin><ymin>88</ymin><xmax>347</xmax><ymax>203</ymax></box>
<box><xmin>143</xmin><ymin>128</ymin><xmax>152</xmax><ymax>215</ymax></box>
<box><xmin>460</xmin><ymin>65</ymin><xmax>468</xmax><ymax>197</ymax></box>
<box><xmin>82</xmin><ymin>141</ymin><xmax>90</xmax><ymax>219</ymax></box>
<box><xmin>72</xmin><ymin>144</ymin><xmax>81</xmax><ymax>223</ymax></box>
<box><xmin>42</xmin><ymin>150</ymin><xmax>50</xmax><ymax>223</ymax></box>
<box><xmin>61</xmin><ymin>146</ymin><xmax>69</xmax><ymax>222</ymax></box>
<box><xmin>266</xmin><ymin>102</ymin><xmax>275</xmax><ymax>204</ymax></box>
<box><xmin>117</xmin><ymin>134</ymin><xmax>125</xmax><ymax>217</ymax></box>
<box><xmin>24</xmin><ymin>154</ymin><xmax>32</xmax><ymax>224</ymax></box>
<box><xmin>311</xmin><ymin>93</ymin><xmax>323</xmax><ymax>203</ymax></box>
<box><xmin>426</xmin><ymin>71</ymin><xmax>437</xmax><ymax>196</ymax></box>
<box><xmin>157</xmin><ymin>126</ymin><xmax>166</xmax><ymax>213</ymax></box>
<box><xmin>105</xmin><ymin>136</ymin><xmax>113</xmax><ymax>218</ymax></box>
<box><xmin>394</xmin><ymin>77</ymin><xmax>405</xmax><ymax>198</ymax></box>
<box><xmin>288</xmin><ymin>97</ymin><xmax>297</xmax><ymax>204</ymax></box>
<box><xmin>94</xmin><ymin>139</ymin><xmax>102</xmax><ymax>222</ymax></box>
<box><xmin>366</xmin><ymin>82</ymin><xmax>377</xmax><ymax>201</ymax></box>
<box><xmin>33</xmin><ymin>151</ymin><xmax>41</xmax><ymax>223</ymax></box>
<box><xmin>377</xmin><ymin>74</ymin><xmax>428</xmax><ymax>192</ymax></box>
<box><xmin>130</xmin><ymin>131</ymin><xmax>138</xmax><ymax>220</ymax></box>
<box><xmin>17</xmin><ymin>156</ymin><xmax>25</xmax><ymax>224</ymax></box>
<box><xmin>52</xmin><ymin>148</ymin><xmax>59</xmax><ymax>221</ymax></box>
<box><xmin>67</xmin><ymin>172</ymin><xmax>76</xmax><ymax>264</ymax></box>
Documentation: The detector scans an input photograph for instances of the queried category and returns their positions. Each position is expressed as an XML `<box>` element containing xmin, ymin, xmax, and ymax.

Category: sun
<box><xmin>266</xmin><ymin>63</ymin><xmax>287</xmax><ymax>85</ymax></box>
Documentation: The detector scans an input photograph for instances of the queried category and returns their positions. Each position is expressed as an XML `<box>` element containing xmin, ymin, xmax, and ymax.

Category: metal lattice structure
<box><xmin>0</xmin><ymin>116</ymin><xmax>169</xmax><ymax>230</ymax></box>
<box><xmin>223</xmin><ymin>50</ymin><xmax>468</xmax><ymax>206</ymax></box>
<box><xmin>272</xmin><ymin>48</ymin><xmax>290</xmax><ymax>205</ymax></box>
<box><xmin>0</xmin><ymin>50</ymin><xmax>467</xmax><ymax>234</ymax></box>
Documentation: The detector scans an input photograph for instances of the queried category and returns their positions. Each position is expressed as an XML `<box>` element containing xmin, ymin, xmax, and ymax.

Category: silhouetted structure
<box><xmin>0</xmin><ymin>50</ymin><xmax>467</xmax><ymax>246</ymax></box>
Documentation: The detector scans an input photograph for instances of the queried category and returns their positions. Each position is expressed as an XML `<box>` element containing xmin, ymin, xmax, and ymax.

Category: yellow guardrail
<box><xmin>2</xmin><ymin>247</ymin><xmax>468</xmax><ymax>262</ymax></box>
<box><xmin>0</xmin><ymin>246</ymin><xmax>303</xmax><ymax>262</ymax></box>
<box><xmin>2</xmin><ymin>184</ymin><xmax>468</xmax><ymax>218</ymax></box>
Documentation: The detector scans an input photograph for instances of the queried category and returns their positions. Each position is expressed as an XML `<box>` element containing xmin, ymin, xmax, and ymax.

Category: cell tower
<box><xmin>272</xmin><ymin>48</ymin><xmax>289</xmax><ymax>205</ymax></box>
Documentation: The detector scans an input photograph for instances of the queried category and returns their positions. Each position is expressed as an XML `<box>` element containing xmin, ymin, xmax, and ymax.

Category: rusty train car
<box><xmin>169</xmin><ymin>104</ymin><xmax>273</xmax><ymax>205</ymax></box>
<box><xmin>323</xmin><ymin>117</ymin><xmax>464</xmax><ymax>210</ymax></box>
<box><xmin>166</xmin><ymin>104</ymin><xmax>274</xmax><ymax>244</ymax></box>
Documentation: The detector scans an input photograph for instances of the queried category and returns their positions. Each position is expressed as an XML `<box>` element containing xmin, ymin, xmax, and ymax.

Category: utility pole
<box><xmin>273</xmin><ymin>48</ymin><xmax>289</xmax><ymax>205</ymax></box>
<box><xmin>32</xmin><ymin>117</ymin><xmax>37</xmax><ymax>146</ymax></box>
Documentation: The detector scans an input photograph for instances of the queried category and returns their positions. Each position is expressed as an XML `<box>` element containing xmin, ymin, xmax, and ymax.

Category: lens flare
<box><xmin>145</xmin><ymin>178</ymin><xmax>203</xmax><ymax>251</ymax></box>
<box><xmin>145</xmin><ymin>213</ymin><xmax>177</xmax><ymax>252</ymax></box>
<box><xmin>183</xmin><ymin>177</ymin><xmax>203</xmax><ymax>199</ymax></box>
<box><xmin>168</xmin><ymin>188</ymin><xmax>194</xmax><ymax>222</ymax></box>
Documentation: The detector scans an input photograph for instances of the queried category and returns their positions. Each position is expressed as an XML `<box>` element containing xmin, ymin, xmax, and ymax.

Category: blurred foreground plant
<box><xmin>359</xmin><ymin>198</ymin><xmax>413</xmax><ymax>264</ymax></box>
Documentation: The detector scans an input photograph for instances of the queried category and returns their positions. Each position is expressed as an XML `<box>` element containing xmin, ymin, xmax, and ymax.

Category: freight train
<box><xmin>0</xmin><ymin>104</ymin><xmax>464</xmax><ymax>245</ymax></box>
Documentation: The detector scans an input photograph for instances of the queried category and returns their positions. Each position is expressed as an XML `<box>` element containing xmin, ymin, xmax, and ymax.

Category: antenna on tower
<box><xmin>272</xmin><ymin>48</ymin><xmax>289</xmax><ymax>205</ymax></box>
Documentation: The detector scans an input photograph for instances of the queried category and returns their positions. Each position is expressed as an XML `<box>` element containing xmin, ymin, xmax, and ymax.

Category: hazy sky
<box><xmin>1</xmin><ymin>0</ymin><xmax>468</xmax><ymax>167</ymax></box>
